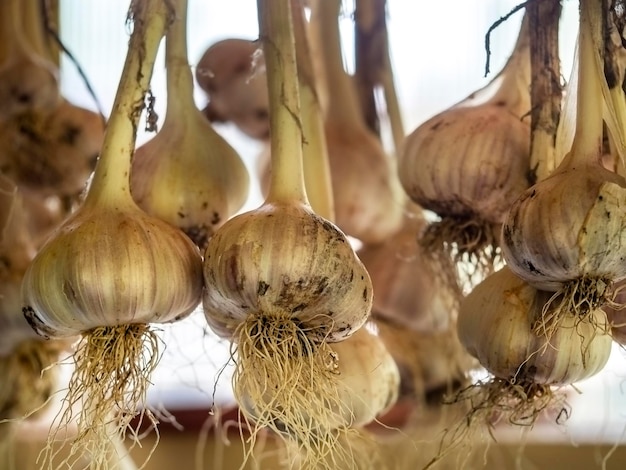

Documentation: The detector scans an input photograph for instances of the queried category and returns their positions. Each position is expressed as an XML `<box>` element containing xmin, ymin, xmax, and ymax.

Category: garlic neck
<box><xmin>0</xmin><ymin>0</ymin><xmax>24</xmax><ymax>61</ymax></box>
<box><xmin>84</xmin><ymin>0</ymin><xmax>169</xmax><ymax>209</ymax></box>
<box><xmin>561</xmin><ymin>0</ymin><xmax>604</xmax><ymax>170</ymax></box>
<box><xmin>490</xmin><ymin>13</ymin><xmax>531</xmax><ymax>116</ymax></box>
<box><xmin>21</xmin><ymin>0</ymin><xmax>50</xmax><ymax>60</ymax></box>
<box><xmin>313</xmin><ymin>0</ymin><xmax>365</xmax><ymax>130</ymax></box>
<box><xmin>164</xmin><ymin>0</ymin><xmax>196</xmax><ymax>120</ymax></box>
<box><xmin>259</xmin><ymin>0</ymin><xmax>308</xmax><ymax>205</ymax></box>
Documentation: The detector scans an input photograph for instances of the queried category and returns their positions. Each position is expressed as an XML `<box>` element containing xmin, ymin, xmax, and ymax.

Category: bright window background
<box><xmin>56</xmin><ymin>0</ymin><xmax>626</xmax><ymax>444</ymax></box>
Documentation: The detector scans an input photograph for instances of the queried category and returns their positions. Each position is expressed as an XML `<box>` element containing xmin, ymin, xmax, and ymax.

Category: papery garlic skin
<box><xmin>21</xmin><ymin>206</ymin><xmax>204</xmax><ymax>338</ymax></box>
<box><xmin>400</xmin><ymin>104</ymin><xmax>531</xmax><ymax>225</ymax></box>
<box><xmin>458</xmin><ymin>267</ymin><xmax>611</xmax><ymax>385</ymax></box>
<box><xmin>203</xmin><ymin>202</ymin><xmax>372</xmax><ymax>342</ymax></box>
<box><xmin>501</xmin><ymin>165</ymin><xmax>626</xmax><ymax>291</ymax></box>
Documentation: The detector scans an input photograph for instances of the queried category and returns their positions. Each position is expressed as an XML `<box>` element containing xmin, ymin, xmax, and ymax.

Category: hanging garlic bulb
<box><xmin>0</xmin><ymin>0</ymin><xmax>59</xmax><ymax>120</ymax></box>
<box><xmin>501</xmin><ymin>0</ymin><xmax>626</xmax><ymax>339</ymax></box>
<box><xmin>203</xmin><ymin>1</ymin><xmax>372</xmax><ymax>467</ymax></box>
<box><xmin>304</xmin><ymin>0</ymin><xmax>403</xmax><ymax>244</ymax></box>
<box><xmin>0</xmin><ymin>98</ymin><xmax>104</xmax><ymax>200</ymax></box>
<box><xmin>131</xmin><ymin>0</ymin><xmax>249</xmax><ymax>250</ymax></box>
<box><xmin>195</xmin><ymin>38</ymin><xmax>270</xmax><ymax>139</ymax></box>
<box><xmin>399</xmin><ymin>14</ymin><xmax>531</xmax><ymax>280</ymax></box>
<box><xmin>422</xmin><ymin>265</ymin><xmax>613</xmax><ymax>470</ymax></box>
<box><xmin>20</xmin><ymin>1</ymin><xmax>203</xmax><ymax>467</ymax></box>
<box><xmin>358</xmin><ymin>207</ymin><xmax>460</xmax><ymax>333</ymax></box>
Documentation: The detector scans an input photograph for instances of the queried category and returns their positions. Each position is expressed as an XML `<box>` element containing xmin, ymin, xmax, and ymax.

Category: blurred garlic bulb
<box><xmin>0</xmin><ymin>0</ymin><xmax>59</xmax><ymax>120</ymax></box>
<box><xmin>204</xmin><ymin>2</ymin><xmax>371</xmax><ymax>466</ymax></box>
<box><xmin>0</xmin><ymin>175</ymin><xmax>39</xmax><ymax>354</ymax></box>
<box><xmin>21</xmin><ymin>1</ymin><xmax>203</xmax><ymax>466</ymax></box>
<box><xmin>195</xmin><ymin>38</ymin><xmax>270</xmax><ymax>139</ymax></box>
<box><xmin>131</xmin><ymin>0</ymin><xmax>249</xmax><ymax>250</ymax></box>
<box><xmin>307</xmin><ymin>0</ymin><xmax>404</xmax><ymax>244</ymax></box>
<box><xmin>399</xmin><ymin>15</ymin><xmax>531</xmax><ymax>277</ymax></box>
<box><xmin>0</xmin><ymin>99</ymin><xmax>104</xmax><ymax>200</ymax></box>
<box><xmin>358</xmin><ymin>209</ymin><xmax>460</xmax><ymax>333</ymax></box>
<box><xmin>501</xmin><ymin>0</ymin><xmax>626</xmax><ymax>333</ymax></box>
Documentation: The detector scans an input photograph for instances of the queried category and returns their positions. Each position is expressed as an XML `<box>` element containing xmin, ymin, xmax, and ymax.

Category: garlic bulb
<box><xmin>131</xmin><ymin>0</ymin><xmax>249</xmax><ymax>250</ymax></box>
<box><xmin>399</xmin><ymin>15</ymin><xmax>531</xmax><ymax>278</ymax></box>
<box><xmin>0</xmin><ymin>99</ymin><xmax>104</xmax><ymax>199</ymax></box>
<box><xmin>375</xmin><ymin>317</ymin><xmax>474</xmax><ymax>403</ymax></box>
<box><xmin>501</xmin><ymin>0</ymin><xmax>626</xmax><ymax>332</ymax></box>
<box><xmin>20</xmin><ymin>2</ymin><xmax>203</xmax><ymax>467</ymax></box>
<box><xmin>358</xmin><ymin>209</ymin><xmax>460</xmax><ymax>333</ymax></box>
<box><xmin>203</xmin><ymin>1</ymin><xmax>372</xmax><ymax>467</ymax></box>
<box><xmin>0</xmin><ymin>176</ymin><xmax>39</xmax><ymax>354</ymax></box>
<box><xmin>0</xmin><ymin>0</ymin><xmax>59</xmax><ymax>120</ymax></box>
<box><xmin>459</xmin><ymin>267</ymin><xmax>611</xmax><ymax>387</ymax></box>
<box><xmin>308</xmin><ymin>0</ymin><xmax>404</xmax><ymax>244</ymax></box>
<box><xmin>195</xmin><ymin>38</ymin><xmax>270</xmax><ymax>139</ymax></box>
<box><xmin>602</xmin><ymin>280</ymin><xmax>626</xmax><ymax>345</ymax></box>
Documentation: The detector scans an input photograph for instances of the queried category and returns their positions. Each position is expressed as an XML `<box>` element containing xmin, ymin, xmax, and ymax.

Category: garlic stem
<box><xmin>164</xmin><ymin>0</ymin><xmax>195</xmax><ymax>118</ymax></box>
<box><xmin>0</xmin><ymin>0</ymin><xmax>21</xmax><ymax>60</ymax></box>
<box><xmin>21</xmin><ymin>0</ymin><xmax>49</xmax><ymax>59</ymax></box>
<box><xmin>258</xmin><ymin>0</ymin><xmax>308</xmax><ymax>205</ymax></box>
<box><xmin>84</xmin><ymin>0</ymin><xmax>169</xmax><ymax>209</ymax></box>
<box><xmin>291</xmin><ymin>0</ymin><xmax>334</xmax><ymax>220</ymax></box>
<box><xmin>563</xmin><ymin>0</ymin><xmax>604</xmax><ymax>168</ymax></box>
<box><xmin>528</xmin><ymin>0</ymin><xmax>562</xmax><ymax>181</ymax></box>
<box><xmin>314</xmin><ymin>0</ymin><xmax>365</xmax><ymax>129</ymax></box>
<box><xmin>354</xmin><ymin>0</ymin><xmax>382</xmax><ymax>135</ymax></box>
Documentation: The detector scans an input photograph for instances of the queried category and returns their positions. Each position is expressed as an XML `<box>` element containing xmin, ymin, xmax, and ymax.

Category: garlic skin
<box><xmin>22</xmin><ymin>205</ymin><xmax>204</xmax><ymax>338</ymax></box>
<box><xmin>458</xmin><ymin>266</ymin><xmax>611</xmax><ymax>385</ymax></box>
<box><xmin>501</xmin><ymin>165</ymin><xmax>626</xmax><ymax>291</ymax></box>
<box><xmin>195</xmin><ymin>38</ymin><xmax>269</xmax><ymax>140</ymax></box>
<box><xmin>203</xmin><ymin>202</ymin><xmax>372</xmax><ymax>341</ymax></box>
<box><xmin>399</xmin><ymin>103</ymin><xmax>530</xmax><ymax>226</ymax></box>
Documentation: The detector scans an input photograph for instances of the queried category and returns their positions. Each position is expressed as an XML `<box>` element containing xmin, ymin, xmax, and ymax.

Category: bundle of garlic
<box><xmin>20</xmin><ymin>1</ymin><xmax>204</xmax><ymax>467</ymax></box>
<box><xmin>131</xmin><ymin>0</ymin><xmax>249</xmax><ymax>250</ymax></box>
<box><xmin>501</xmin><ymin>0</ymin><xmax>626</xmax><ymax>340</ymax></box>
<box><xmin>0</xmin><ymin>0</ymin><xmax>60</xmax><ymax>121</ymax></box>
<box><xmin>195</xmin><ymin>38</ymin><xmax>270</xmax><ymax>140</ymax></box>
<box><xmin>399</xmin><ymin>13</ymin><xmax>531</xmax><ymax>284</ymax></box>
<box><xmin>202</xmin><ymin>0</ymin><xmax>374</xmax><ymax>466</ymax></box>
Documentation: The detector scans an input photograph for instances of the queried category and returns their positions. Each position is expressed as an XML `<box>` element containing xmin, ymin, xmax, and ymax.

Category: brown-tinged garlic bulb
<box><xmin>602</xmin><ymin>280</ymin><xmax>626</xmax><ymax>345</ymax></box>
<box><xmin>308</xmin><ymin>0</ymin><xmax>404</xmax><ymax>244</ymax></box>
<box><xmin>399</xmin><ymin>14</ymin><xmax>531</xmax><ymax>278</ymax></box>
<box><xmin>131</xmin><ymin>0</ymin><xmax>249</xmax><ymax>250</ymax></box>
<box><xmin>0</xmin><ymin>99</ymin><xmax>104</xmax><ymax>200</ymax></box>
<box><xmin>358</xmin><ymin>208</ymin><xmax>460</xmax><ymax>333</ymax></box>
<box><xmin>203</xmin><ymin>1</ymin><xmax>371</xmax><ymax>467</ymax></box>
<box><xmin>20</xmin><ymin>2</ymin><xmax>203</xmax><ymax>467</ymax></box>
<box><xmin>501</xmin><ymin>0</ymin><xmax>626</xmax><ymax>336</ymax></box>
<box><xmin>195</xmin><ymin>38</ymin><xmax>270</xmax><ymax>139</ymax></box>
<box><xmin>0</xmin><ymin>0</ymin><xmax>59</xmax><ymax>120</ymax></box>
